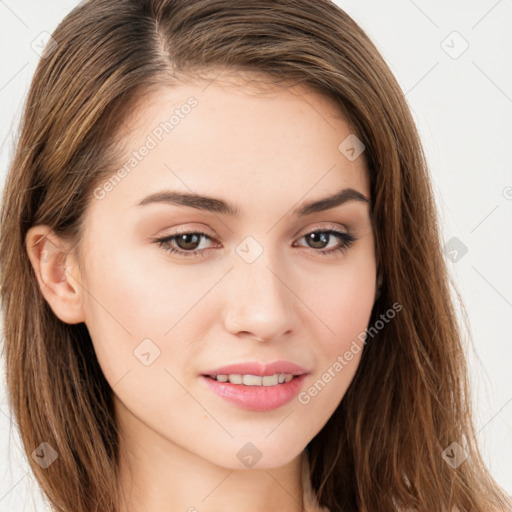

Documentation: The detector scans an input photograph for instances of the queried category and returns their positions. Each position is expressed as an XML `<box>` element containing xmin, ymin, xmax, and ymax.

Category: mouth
<box><xmin>199</xmin><ymin>361</ymin><xmax>309</xmax><ymax>411</ymax></box>
<box><xmin>201</xmin><ymin>360</ymin><xmax>309</xmax><ymax>380</ymax></box>
<box><xmin>203</xmin><ymin>373</ymin><xmax>298</xmax><ymax>386</ymax></box>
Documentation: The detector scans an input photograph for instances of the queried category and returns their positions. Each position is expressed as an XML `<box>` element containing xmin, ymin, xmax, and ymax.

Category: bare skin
<box><xmin>26</xmin><ymin>72</ymin><xmax>377</xmax><ymax>512</ymax></box>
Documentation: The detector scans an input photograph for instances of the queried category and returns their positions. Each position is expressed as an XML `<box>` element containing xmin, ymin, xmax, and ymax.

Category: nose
<box><xmin>222</xmin><ymin>250</ymin><xmax>296</xmax><ymax>343</ymax></box>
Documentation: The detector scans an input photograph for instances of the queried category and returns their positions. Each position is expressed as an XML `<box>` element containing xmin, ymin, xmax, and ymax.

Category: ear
<box><xmin>25</xmin><ymin>225</ymin><xmax>86</xmax><ymax>324</ymax></box>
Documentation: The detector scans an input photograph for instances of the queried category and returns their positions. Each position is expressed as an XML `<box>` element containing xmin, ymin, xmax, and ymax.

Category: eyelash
<box><xmin>154</xmin><ymin>227</ymin><xmax>356</xmax><ymax>258</ymax></box>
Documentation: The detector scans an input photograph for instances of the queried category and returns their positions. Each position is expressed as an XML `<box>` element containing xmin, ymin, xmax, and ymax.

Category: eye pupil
<box><xmin>307</xmin><ymin>232</ymin><xmax>329</xmax><ymax>249</ymax></box>
<box><xmin>177</xmin><ymin>233</ymin><xmax>201</xmax><ymax>250</ymax></box>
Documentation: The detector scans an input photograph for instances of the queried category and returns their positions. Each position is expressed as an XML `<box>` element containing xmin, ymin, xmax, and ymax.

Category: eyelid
<box><xmin>158</xmin><ymin>221</ymin><xmax>351</xmax><ymax>241</ymax></box>
<box><xmin>157</xmin><ymin>224</ymin><xmax>218</xmax><ymax>239</ymax></box>
<box><xmin>296</xmin><ymin>222</ymin><xmax>350</xmax><ymax>236</ymax></box>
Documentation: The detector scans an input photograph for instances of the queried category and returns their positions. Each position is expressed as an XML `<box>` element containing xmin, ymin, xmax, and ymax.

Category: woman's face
<box><xmin>61</xmin><ymin>76</ymin><xmax>376</xmax><ymax>469</ymax></box>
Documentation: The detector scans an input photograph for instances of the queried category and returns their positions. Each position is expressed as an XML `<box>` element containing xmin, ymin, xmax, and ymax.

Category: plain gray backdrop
<box><xmin>1</xmin><ymin>1</ymin><xmax>511</xmax><ymax>510</ymax></box>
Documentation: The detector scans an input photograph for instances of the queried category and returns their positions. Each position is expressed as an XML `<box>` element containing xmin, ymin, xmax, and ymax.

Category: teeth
<box><xmin>228</xmin><ymin>374</ymin><xmax>243</xmax><ymax>384</ymax></box>
<box><xmin>262</xmin><ymin>375</ymin><xmax>278</xmax><ymax>386</ymax></box>
<box><xmin>243</xmin><ymin>374</ymin><xmax>262</xmax><ymax>386</ymax></box>
<box><xmin>212</xmin><ymin>373</ymin><xmax>296</xmax><ymax>386</ymax></box>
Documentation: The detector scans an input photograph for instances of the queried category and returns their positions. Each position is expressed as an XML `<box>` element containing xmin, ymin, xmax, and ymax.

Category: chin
<box><xmin>203</xmin><ymin>436</ymin><xmax>307</xmax><ymax>471</ymax></box>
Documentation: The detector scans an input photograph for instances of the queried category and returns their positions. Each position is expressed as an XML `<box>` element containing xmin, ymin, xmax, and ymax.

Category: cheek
<box><xmin>79</xmin><ymin>246</ymin><xmax>159</xmax><ymax>379</ymax></box>
<box><xmin>83</xmin><ymin>241</ymin><xmax>203</xmax><ymax>333</ymax></box>
<box><xmin>298</xmin><ymin>250</ymin><xmax>376</xmax><ymax>406</ymax></box>
<box><xmin>310</xmin><ymin>251</ymin><xmax>376</xmax><ymax>349</ymax></box>
<box><xmin>296</xmin><ymin>285</ymin><xmax>372</xmax><ymax>434</ymax></box>
<box><xmin>80</xmin><ymin>243</ymin><xmax>215</xmax><ymax>382</ymax></box>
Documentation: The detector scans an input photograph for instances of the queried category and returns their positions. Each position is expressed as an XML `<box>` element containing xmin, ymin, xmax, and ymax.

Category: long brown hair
<box><xmin>1</xmin><ymin>1</ymin><xmax>510</xmax><ymax>511</ymax></box>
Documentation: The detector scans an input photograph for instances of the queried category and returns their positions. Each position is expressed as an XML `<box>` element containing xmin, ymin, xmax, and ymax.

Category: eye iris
<box><xmin>307</xmin><ymin>232</ymin><xmax>329</xmax><ymax>249</ymax></box>
<box><xmin>176</xmin><ymin>233</ymin><xmax>201</xmax><ymax>250</ymax></box>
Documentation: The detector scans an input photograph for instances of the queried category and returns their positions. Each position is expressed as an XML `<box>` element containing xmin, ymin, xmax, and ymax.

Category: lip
<box><xmin>200</xmin><ymin>360</ymin><xmax>310</xmax><ymax>412</ymax></box>
<box><xmin>201</xmin><ymin>374</ymin><xmax>308</xmax><ymax>411</ymax></box>
<box><xmin>201</xmin><ymin>360</ymin><xmax>309</xmax><ymax>377</ymax></box>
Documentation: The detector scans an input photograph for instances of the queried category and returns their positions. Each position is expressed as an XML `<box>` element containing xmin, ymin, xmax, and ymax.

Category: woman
<box><xmin>1</xmin><ymin>1</ymin><xmax>510</xmax><ymax>511</ymax></box>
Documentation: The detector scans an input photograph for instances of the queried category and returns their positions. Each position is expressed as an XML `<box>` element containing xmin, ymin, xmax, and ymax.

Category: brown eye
<box><xmin>155</xmin><ymin>228</ymin><xmax>356</xmax><ymax>258</ymax></box>
<box><xmin>155</xmin><ymin>231</ymin><xmax>216</xmax><ymax>257</ymax></box>
<box><xmin>294</xmin><ymin>229</ymin><xmax>356</xmax><ymax>256</ymax></box>
<box><xmin>174</xmin><ymin>233</ymin><xmax>203</xmax><ymax>251</ymax></box>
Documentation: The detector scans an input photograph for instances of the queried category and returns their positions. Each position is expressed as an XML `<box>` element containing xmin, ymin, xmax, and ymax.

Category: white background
<box><xmin>0</xmin><ymin>1</ymin><xmax>511</xmax><ymax>510</ymax></box>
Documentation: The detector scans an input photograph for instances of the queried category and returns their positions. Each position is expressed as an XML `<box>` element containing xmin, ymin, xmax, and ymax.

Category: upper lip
<box><xmin>202</xmin><ymin>360</ymin><xmax>309</xmax><ymax>377</ymax></box>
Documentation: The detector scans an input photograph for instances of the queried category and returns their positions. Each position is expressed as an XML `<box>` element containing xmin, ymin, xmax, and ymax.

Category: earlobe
<box><xmin>25</xmin><ymin>225</ymin><xmax>86</xmax><ymax>324</ymax></box>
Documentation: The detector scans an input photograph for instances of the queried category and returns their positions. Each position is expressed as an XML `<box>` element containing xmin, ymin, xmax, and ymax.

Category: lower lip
<box><xmin>201</xmin><ymin>374</ymin><xmax>308</xmax><ymax>411</ymax></box>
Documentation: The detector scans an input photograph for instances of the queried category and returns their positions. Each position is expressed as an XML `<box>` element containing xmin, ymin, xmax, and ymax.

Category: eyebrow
<box><xmin>136</xmin><ymin>187</ymin><xmax>369</xmax><ymax>217</ymax></box>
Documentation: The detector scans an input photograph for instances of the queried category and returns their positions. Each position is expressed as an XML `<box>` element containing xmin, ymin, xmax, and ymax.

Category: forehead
<box><xmin>90</xmin><ymin>74</ymin><xmax>369</xmax><ymax>223</ymax></box>
<box><xmin>117</xmin><ymin>71</ymin><xmax>354</xmax><ymax>156</ymax></box>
